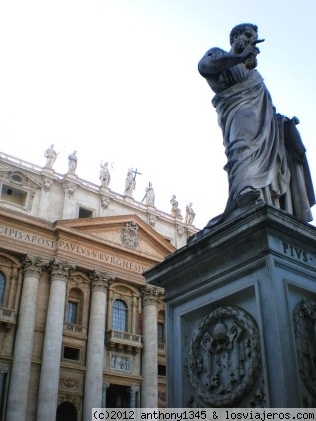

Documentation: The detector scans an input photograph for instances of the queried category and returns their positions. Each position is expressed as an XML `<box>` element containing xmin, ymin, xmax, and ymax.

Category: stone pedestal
<box><xmin>144</xmin><ymin>204</ymin><xmax>316</xmax><ymax>408</ymax></box>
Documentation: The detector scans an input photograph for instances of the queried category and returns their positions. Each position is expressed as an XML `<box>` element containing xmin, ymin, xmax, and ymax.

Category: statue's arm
<box><xmin>198</xmin><ymin>45</ymin><xmax>260</xmax><ymax>77</ymax></box>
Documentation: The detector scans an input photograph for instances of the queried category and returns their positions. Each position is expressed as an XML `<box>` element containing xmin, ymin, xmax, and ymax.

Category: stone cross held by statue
<box><xmin>131</xmin><ymin>168</ymin><xmax>142</xmax><ymax>181</ymax></box>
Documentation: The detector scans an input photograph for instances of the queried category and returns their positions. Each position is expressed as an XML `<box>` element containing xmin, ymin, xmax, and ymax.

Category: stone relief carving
<box><xmin>187</xmin><ymin>305</ymin><xmax>261</xmax><ymax>407</ymax></box>
<box><xmin>110</xmin><ymin>354</ymin><xmax>131</xmax><ymax>372</ymax></box>
<box><xmin>63</xmin><ymin>182</ymin><xmax>76</xmax><ymax>199</ymax></box>
<box><xmin>59</xmin><ymin>377</ymin><xmax>80</xmax><ymax>391</ymax></box>
<box><xmin>120</xmin><ymin>221</ymin><xmax>139</xmax><ymax>248</ymax></box>
<box><xmin>42</xmin><ymin>177</ymin><xmax>53</xmax><ymax>192</ymax></box>
<box><xmin>148</xmin><ymin>214</ymin><xmax>156</xmax><ymax>226</ymax></box>
<box><xmin>100</xmin><ymin>195</ymin><xmax>110</xmax><ymax>209</ymax></box>
<box><xmin>177</xmin><ymin>225</ymin><xmax>184</xmax><ymax>238</ymax></box>
<box><xmin>249</xmin><ymin>387</ymin><xmax>266</xmax><ymax>408</ymax></box>
<box><xmin>293</xmin><ymin>299</ymin><xmax>316</xmax><ymax>397</ymax></box>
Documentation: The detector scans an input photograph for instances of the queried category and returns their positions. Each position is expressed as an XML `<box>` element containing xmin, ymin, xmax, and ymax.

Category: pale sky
<box><xmin>0</xmin><ymin>0</ymin><xmax>315</xmax><ymax>228</ymax></box>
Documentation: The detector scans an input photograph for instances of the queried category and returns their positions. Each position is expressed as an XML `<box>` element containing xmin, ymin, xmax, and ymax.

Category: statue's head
<box><xmin>229</xmin><ymin>23</ymin><xmax>258</xmax><ymax>45</ymax></box>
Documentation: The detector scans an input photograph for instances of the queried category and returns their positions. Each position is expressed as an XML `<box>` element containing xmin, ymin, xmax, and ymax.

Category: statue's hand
<box><xmin>239</xmin><ymin>44</ymin><xmax>260</xmax><ymax>61</ymax></box>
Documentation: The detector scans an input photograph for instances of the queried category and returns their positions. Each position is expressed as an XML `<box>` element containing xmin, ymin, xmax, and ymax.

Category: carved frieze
<box><xmin>187</xmin><ymin>305</ymin><xmax>261</xmax><ymax>407</ymax></box>
<box><xmin>293</xmin><ymin>299</ymin><xmax>316</xmax><ymax>397</ymax></box>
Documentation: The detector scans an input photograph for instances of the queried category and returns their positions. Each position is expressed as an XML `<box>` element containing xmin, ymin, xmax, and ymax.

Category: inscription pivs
<box><xmin>282</xmin><ymin>242</ymin><xmax>312</xmax><ymax>263</ymax></box>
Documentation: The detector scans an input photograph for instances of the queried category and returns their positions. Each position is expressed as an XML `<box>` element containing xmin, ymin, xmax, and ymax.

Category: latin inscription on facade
<box><xmin>0</xmin><ymin>223</ymin><xmax>149</xmax><ymax>273</ymax></box>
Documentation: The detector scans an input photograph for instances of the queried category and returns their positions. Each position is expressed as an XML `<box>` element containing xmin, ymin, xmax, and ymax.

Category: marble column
<box><xmin>141</xmin><ymin>285</ymin><xmax>164</xmax><ymax>408</ymax></box>
<box><xmin>83</xmin><ymin>271</ymin><xmax>113</xmax><ymax>419</ymax></box>
<box><xmin>37</xmin><ymin>259</ymin><xmax>75</xmax><ymax>421</ymax></box>
<box><xmin>6</xmin><ymin>256</ymin><xmax>48</xmax><ymax>421</ymax></box>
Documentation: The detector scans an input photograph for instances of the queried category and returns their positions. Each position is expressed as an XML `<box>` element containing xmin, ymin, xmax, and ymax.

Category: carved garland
<box><xmin>187</xmin><ymin>305</ymin><xmax>261</xmax><ymax>407</ymax></box>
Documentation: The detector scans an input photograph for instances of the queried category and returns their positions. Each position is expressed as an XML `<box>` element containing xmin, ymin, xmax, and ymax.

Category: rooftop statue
<box><xmin>143</xmin><ymin>182</ymin><xmax>155</xmax><ymax>207</ymax></box>
<box><xmin>198</xmin><ymin>23</ymin><xmax>315</xmax><ymax>225</ymax></box>
<box><xmin>68</xmin><ymin>151</ymin><xmax>77</xmax><ymax>174</ymax></box>
<box><xmin>44</xmin><ymin>144</ymin><xmax>58</xmax><ymax>169</ymax></box>
<box><xmin>124</xmin><ymin>169</ymin><xmax>136</xmax><ymax>197</ymax></box>
<box><xmin>99</xmin><ymin>161</ymin><xmax>111</xmax><ymax>188</ymax></box>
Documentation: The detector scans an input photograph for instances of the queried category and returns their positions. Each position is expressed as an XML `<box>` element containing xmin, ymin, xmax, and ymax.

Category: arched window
<box><xmin>0</xmin><ymin>272</ymin><xmax>6</xmax><ymax>306</ymax></box>
<box><xmin>65</xmin><ymin>288</ymin><xmax>83</xmax><ymax>325</ymax></box>
<box><xmin>112</xmin><ymin>299</ymin><xmax>128</xmax><ymax>332</ymax></box>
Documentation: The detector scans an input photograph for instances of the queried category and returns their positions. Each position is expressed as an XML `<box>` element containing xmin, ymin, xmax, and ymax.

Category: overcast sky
<box><xmin>0</xmin><ymin>0</ymin><xmax>315</xmax><ymax>228</ymax></box>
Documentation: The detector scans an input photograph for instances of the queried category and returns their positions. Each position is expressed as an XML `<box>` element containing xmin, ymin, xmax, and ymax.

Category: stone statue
<box><xmin>99</xmin><ymin>161</ymin><xmax>110</xmax><ymax>188</ymax></box>
<box><xmin>143</xmin><ymin>182</ymin><xmax>155</xmax><ymax>206</ymax></box>
<box><xmin>68</xmin><ymin>151</ymin><xmax>77</xmax><ymax>174</ymax></box>
<box><xmin>185</xmin><ymin>202</ymin><xmax>196</xmax><ymax>225</ymax></box>
<box><xmin>124</xmin><ymin>169</ymin><xmax>135</xmax><ymax>197</ymax></box>
<box><xmin>44</xmin><ymin>144</ymin><xmax>58</xmax><ymax>169</ymax></box>
<box><xmin>198</xmin><ymin>23</ymin><xmax>315</xmax><ymax>224</ymax></box>
<box><xmin>170</xmin><ymin>195</ymin><xmax>182</xmax><ymax>218</ymax></box>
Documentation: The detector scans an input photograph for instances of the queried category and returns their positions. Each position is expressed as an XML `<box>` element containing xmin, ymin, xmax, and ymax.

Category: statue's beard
<box><xmin>233</xmin><ymin>39</ymin><xmax>251</xmax><ymax>54</ymax></box>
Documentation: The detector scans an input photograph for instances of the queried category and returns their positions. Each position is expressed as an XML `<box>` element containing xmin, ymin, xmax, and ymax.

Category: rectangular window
<box><xmin>63</xmin><ymin>346</ymin><xmax>80</xmax><ymax>361</ymax></box>
<box><xmin>66</xmin><ymin>301</ymin><xmax>78</xmax><ymax>324</ymax></box>
<box><xmin>78</xmin><ymin>207</ymin><xmax>93</xmax><ymax>218</ymax></box>
<box><xmin>1</xmin><ymin>184</ymin><xmax>27</xmax><ymax>206</ymax></box>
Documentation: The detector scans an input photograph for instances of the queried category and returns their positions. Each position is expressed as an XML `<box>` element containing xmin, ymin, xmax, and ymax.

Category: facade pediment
<box><xmin>55</xmin><ymin>214</ymin><xmax>176</xmax><ymax>261</ymax></box>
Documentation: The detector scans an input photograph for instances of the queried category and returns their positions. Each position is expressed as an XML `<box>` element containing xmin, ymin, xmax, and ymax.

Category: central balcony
<box><xmin>105</xmin><ymin>330</ymin><xmax>142</xmax><ymax>354</ymax></box>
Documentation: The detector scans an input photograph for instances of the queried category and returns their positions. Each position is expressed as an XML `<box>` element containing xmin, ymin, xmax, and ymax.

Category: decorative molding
<box><xmin>187</xmin><ymin>305</ymin><xmax>261</xmax><ymax>407</ymax></box>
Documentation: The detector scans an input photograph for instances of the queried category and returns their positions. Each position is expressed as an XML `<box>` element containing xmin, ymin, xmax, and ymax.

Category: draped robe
<box><xmin>200</xmin><ymin>48</ymin><xmax>315</xmax><ymax>223</ymax></box>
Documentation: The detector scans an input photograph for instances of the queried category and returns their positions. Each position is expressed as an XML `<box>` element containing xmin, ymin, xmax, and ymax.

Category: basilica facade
<box><xmin>0</xmin><ymin>150</ymin><xmax>198</xmax><ymax>420</ymax></box>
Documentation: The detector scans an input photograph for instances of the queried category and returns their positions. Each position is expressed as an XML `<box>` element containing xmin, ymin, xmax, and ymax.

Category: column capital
<box><xmin>90</xmin><ymin>270</ymin><xmax>115</xmax><ymax>292</ymax></box>
<box><xmin>23</xmin><ymin>255</ymin><xmax>49</xmax><ymax>278</ymax></box>
<box><xmin>50</xmin><ymin>259</ymin><xmax>75</xmax><ymax>283</ymax></box>
<box><xmin>141</xmin><ymin>285</ymin><xmax>164</xmax><ymax>306</ymax></box>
